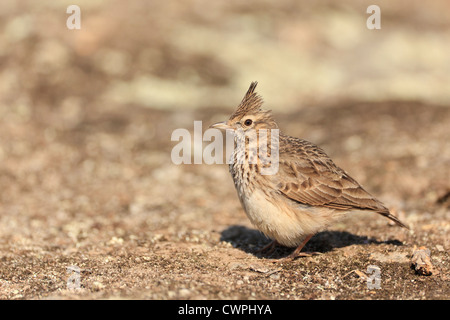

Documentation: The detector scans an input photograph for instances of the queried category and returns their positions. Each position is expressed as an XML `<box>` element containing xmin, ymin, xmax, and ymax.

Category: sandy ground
<box><xmin>0</xmin><ymin>1</ymin><xmax>449</xmax><ymax>299</ymax></box>
<box><xmin>0</xmin><ymin>100</ymin><xmax>448</xmax><ymax>300</ymax></box>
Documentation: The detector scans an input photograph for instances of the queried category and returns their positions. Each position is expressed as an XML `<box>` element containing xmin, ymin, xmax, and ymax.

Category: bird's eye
<box><xmin>244</xmin><ymin>119</ymin><xmax>253</xmax><ymax>126</ymax></box>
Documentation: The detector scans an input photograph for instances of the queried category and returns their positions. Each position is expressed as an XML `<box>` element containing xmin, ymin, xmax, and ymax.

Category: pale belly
<box><xmin>239</xmin><ymin>189</ymin><xmax>334</xmax><ymax>247</ymax></box>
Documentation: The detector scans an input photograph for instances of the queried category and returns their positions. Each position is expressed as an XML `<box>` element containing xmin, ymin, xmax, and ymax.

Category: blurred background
<box><xmin>0</xmin><ymin>0</ymin><xmax>449</xmax><ymax>299</ymax></box>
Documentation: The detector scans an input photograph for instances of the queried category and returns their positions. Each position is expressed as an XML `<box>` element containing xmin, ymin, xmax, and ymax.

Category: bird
<box><xmin>210</xmin><ymin>82</ymin><xmax>408</xmax><ymax>259</ymax></box>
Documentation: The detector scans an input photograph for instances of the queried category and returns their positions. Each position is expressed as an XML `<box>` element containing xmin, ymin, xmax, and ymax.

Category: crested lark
<box><xmin>211</xmin><ymin>82</ymin><xmax>408</xmax><ymax>259</ymax></box>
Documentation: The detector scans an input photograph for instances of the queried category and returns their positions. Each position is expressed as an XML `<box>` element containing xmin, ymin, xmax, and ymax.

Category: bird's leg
<box><xmin>284</xmin><ymin>234</ymin><xmax>321</xmax><ymax>260</ymax></box>
<box><xmin>256</xmin><ymin>240</ymin><xmax>278</xmax><ymax>255</ymax></box>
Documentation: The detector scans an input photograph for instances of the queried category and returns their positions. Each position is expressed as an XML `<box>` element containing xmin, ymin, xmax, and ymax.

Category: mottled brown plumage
<box><xmin>211</xmin><ymin>82</ymin><xmax>408</xmax><ymax>258</ymax></box>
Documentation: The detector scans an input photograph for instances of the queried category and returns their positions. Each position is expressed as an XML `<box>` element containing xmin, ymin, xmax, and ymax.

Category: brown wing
<box><xmin>276</xmin><ymin>156</ymin><xmax>386</xmax><ymax>211</ymax></box>
<box><xmin>274</xmin><ymin>136</ymin><xmax>408</xmax><ymax>228</ymax></box>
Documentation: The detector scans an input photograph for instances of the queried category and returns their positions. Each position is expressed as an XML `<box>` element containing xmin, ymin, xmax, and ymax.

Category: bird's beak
<box><xmin>209</xmin><ymin>121</ymin><xmax>231</xmax><ymax>130</ymax></box>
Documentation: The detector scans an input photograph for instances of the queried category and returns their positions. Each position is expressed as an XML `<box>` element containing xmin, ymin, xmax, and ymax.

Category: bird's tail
<box><xmin>377</xmin><ymin>210</ymin><xmax>409</xmax><ymax>229</ymax></box>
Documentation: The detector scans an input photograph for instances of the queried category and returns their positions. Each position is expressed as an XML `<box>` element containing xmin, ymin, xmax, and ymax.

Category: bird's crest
<box><xmin>229</xmin><ymin>81</ymin><xmax>264</xmax><ymax>120</ymax></box>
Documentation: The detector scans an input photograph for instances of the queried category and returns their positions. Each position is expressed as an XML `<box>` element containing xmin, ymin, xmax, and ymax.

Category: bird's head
<box><xmin>210</xmin><ymin>82</ymin><xmax>278</xmax><ymax>133</ymax></box>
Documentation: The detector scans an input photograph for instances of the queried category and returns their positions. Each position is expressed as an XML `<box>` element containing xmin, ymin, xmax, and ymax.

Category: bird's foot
<box><xmin>284</xmin><ymin>251</ymin><xmax>322</xmax><ymax>260</ymax></box>
<box><xmin>256</xmin><ymin>240</ymin><xmax>278</xmax><ymax>256</ymax></box>
<box><xmin>279</xmin><ymin>234</ymin><xmax>319</xmax><ymax>261</ymax></box>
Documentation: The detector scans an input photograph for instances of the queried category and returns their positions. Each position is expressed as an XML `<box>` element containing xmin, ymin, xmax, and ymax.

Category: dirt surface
<box><xmin>0</xmin><ymin>1</ymin><xmax>449</xmax><ymax>300</ymax></box>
